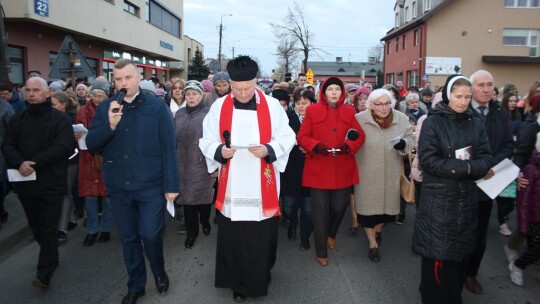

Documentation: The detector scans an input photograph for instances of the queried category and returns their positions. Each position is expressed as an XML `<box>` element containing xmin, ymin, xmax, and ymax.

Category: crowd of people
<box><xmin>0</xmin><ymin>59</ymin><xmax>539</xmax><ymax>304</ymax></box>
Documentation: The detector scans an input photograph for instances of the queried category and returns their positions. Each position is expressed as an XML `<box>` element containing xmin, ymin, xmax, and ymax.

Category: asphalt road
<box><xmin>0</xmin><ymin>203</ymin><xmax>538</xmax><ymax>304</ymax></box>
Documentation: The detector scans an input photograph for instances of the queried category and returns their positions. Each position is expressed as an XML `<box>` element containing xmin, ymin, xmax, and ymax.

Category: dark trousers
<box><xmin>414</xmin><ymin>181</ymin><xmax>422</xmax><ymax>210</ymax></box>
<box><xmin>19</xmin><ymin>194</ymin><xmax>63</xmax><ymax>275</ymax></box>
<box><xmin>515</xmin><ymin>222</ymin><xmax>540</xmax><ymax>270</ymax></box>
<box><xmin>496</xmin><ymin>197</ymin><xmax>515</xmax><ymax>225</ymax></box>
<box><xmin>109</xmin><ymin>187</ymin><xmax>166</xmax><ymax>292</ymax></box>
<box><xmin>467</xmin><ymin>199</ymin><xmax>493</xmax><ymax>277</ymax></box>
<box><xmin>420</xmin><ymin>257</ymin><xmax>467</xmax><ymax>304</ymax></box>
<box><xmin>283</xmin><ymin>196</ymin><xmax>313</xmax><ymax>239</ymax></box>
<box><xmin>184</xmin><ymin>204</ymin><xmax>211</xmax><ymax>238</ymax></box>
<box><xmin>311</xmin><ymin>188</ymin><xmax>350</xmax><ymax>258</ymax></box>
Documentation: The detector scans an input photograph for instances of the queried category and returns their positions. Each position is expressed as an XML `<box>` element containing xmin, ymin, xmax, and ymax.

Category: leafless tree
<box><xmin>367</xmin><ymin>44</ymin><xmax>384</xmax><ymax>63</ymax></box>
<box><xmin>270</xmin><ymin>1</ymin><xmax>316</xmax><ymax>72</ymax></box>
<box><xmin>274</xmin><ymin>37</ymin><xmax>300</xmax><ymax>74</ymax></box>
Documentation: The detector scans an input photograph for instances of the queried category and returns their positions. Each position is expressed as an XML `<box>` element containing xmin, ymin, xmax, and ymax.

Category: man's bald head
<box><xmin>25</xmin><ymin>77</ymin><xmax>50</xmax><ymax>104</ymax></box>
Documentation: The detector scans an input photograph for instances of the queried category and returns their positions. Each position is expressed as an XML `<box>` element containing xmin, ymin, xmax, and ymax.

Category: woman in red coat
<box><xmin>297</xmin><ymin>77</ymin><xmax>365</xmax><ymax>266</ymax></box>
<box><xmin>75</xmin><ymin>82</ymin><xmax>112</xmax><ymax>246</ymax></box>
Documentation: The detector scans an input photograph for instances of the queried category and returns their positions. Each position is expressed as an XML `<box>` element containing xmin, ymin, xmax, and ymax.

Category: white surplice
<box><xmin>199</xmin><ymin>90</ymin><xmax>296</xmax><ymax>221</ymax></box>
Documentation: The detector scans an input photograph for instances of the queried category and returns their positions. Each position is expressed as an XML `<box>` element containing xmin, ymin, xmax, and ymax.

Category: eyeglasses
<box><xmin>372</xmin><ymin>102</ymin><xmax>392</xmax><ymax>107</ymax></box>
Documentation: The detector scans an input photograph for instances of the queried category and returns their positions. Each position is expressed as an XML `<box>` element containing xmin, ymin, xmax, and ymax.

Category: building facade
<box><xmin>4</xmin><ymin>0</ymin><xmax>189</xmax><ymax>85</ymax></box>
<box><xmin>307</xmin><ymin>57</ymin><xmax>384</xmax><ymax>87</ymax></box>
<box><xmin>382</xmin><ymin>0</ymin><xmax>540</xmax><ymax>94</ymax></box>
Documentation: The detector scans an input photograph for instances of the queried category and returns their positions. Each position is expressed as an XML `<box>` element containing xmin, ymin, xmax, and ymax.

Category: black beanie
<box><xmin>272</xmin><ymin>89</ymin><xmax>289</xmax><ymax>102</ymax></box>
<box><xmin>227</xmin><ymin>55</ymin><xmax>259</xmax><ymax>81</ymax></box>
<box><xmin>322</xmin><ymin>77</ymin><xmax>343</xmax><ymax>94</ymax></box>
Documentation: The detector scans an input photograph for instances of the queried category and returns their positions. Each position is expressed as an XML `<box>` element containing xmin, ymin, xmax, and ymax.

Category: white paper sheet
<box><xmin>166</xmin><ymin>200</ymin><xmax>175</xmax><ymax>217</ymax></box>
<box><xmin>73</xmin><ymin>124</ymin><xmax>89</xmax><ymax>150</ymax></box>
<box><xmin>7</xmin><ymin>169</ymin><xmax>36</xmax><ymax>182</ymax></box>
<box><xmin>476</xmin><ymin>158</ymin><xmax>520</xmax><ymax>199</ymax></box>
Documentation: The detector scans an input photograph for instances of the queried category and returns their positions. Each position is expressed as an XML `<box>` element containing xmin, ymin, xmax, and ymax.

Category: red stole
<box><xmin>216</xmin><ymin>90</ymin><xmax>280</xmax><ymax>217</ymax></box>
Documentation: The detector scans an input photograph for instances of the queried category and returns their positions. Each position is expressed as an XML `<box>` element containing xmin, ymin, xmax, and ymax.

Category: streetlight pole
<box><xmin>232</xmin><ymin>40</ymin><xmax>240</xmax><ymax>58</ymax></box>
<box><xmin>218</xmin><ymin>13</ymin><xmax>232</xmax><ymax>72</ymax></box>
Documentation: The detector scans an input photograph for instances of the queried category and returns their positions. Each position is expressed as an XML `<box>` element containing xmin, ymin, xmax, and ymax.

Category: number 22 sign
<box><xmin>35</xmin><ymin>0</ymin><xmax>49</xmax><ymax>17</ymax></box>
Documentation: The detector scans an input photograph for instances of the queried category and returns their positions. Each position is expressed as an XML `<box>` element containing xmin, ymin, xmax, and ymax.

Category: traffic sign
<box><xmin>49</xmin><ymin>35</ymin><xmax>96</xmax><ymax>79</ymax></box>
<box><xmin>306</xmin><ymin>68</ymin><xmax>314</xmax><ymax>85</ymax></box>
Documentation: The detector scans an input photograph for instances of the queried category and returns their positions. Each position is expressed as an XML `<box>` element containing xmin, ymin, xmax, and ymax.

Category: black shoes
<box><xmin>155</xmin><ymin>274</ymin><xmax>169</xmax><ymax>295</ymax></box>
<box><xmin>121</xmin><ymin>290</ymin><xmax>145</xmax><ymax>304</ymax></box>
<box><xmin>67</xmin><ymin>220</ymin><xmax>78</xmax><ymax>231</ymax></box>
<box><xmin>375</xmin><ymin>232</ymin><xmax>382</xmax><ymax>246</ymax></box>
<box><xmin>203</xmin><ymin>225</ymin><xmax>211</xmax><ymax>236</ymax></box>
<box><xmin>369</xmin><ymin>248</ymin><xmax>380</xmax><ymax>263</ymax></box>
<box><xmin>99</xmin><ymin>232</ymin><xmax>110</xmax><ymax>242</ymax></box>
<box><xmin>233</xmin><ymin>291</ymin><xmax>247</xmax><ymax>303</ymax></box>
<box><xmin>32</xmin><ymin>271</ymin><xmax>51</xmax><ymax>288</ymax></box>
<box><xmin>300</xmin><ymin>237</ymin><xmax>310</xmax><ymax>250</ymax></box>
<box><xmin>83</xmin><ymin>233</ymin><xmax>98</xmax><ymax>246</ymax></box>
<box><xmin>185</xmin><ymin>237</ymin><xmax>195</xmax><ymax>249</ymax></box>
<box><xmin>287</xmin><ymin>224</ymin><xmax>297</xmax><ymax>240</ymax></box>
<box><xmin>58</xmin><ymin>231</ymin><xmax>68</xmax><ymax>243</ymax></box>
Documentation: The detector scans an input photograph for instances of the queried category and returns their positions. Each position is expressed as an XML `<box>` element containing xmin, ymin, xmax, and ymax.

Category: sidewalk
<box><xmin>0</xmin><ymin>192</ymin><xmax>30</xmax><ymax>257</ymax></box>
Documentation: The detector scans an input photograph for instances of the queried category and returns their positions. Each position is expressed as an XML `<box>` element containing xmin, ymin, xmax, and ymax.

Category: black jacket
<box><xmin>280</xmin><ymin>110</ymin><xmax>310</xmax><ymax>197</ymax></box>
<box><xmin>2</xmin><ymin>101</ymin><xmax>74</xmax><ymax>195</ymax></box>
<box><xmin>413</xmin><ymin>102</ymin><xmax>493</xmax><ymax>261</ymax></box>
<box><xmin>514</xmin><ymin>113</ymin><xmax>540</xmax><ymax>169</ymax></box>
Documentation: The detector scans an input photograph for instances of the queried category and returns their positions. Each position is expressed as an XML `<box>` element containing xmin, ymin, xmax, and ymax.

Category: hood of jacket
<box><xmin>318</xmin><ymin>77</ymin><xmax>346</xmax><ymax>106</ymax></box>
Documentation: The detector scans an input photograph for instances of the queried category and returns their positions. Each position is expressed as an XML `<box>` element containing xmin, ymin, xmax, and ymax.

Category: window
<box><xmin>414</xmin><ymin>29</ymin><xmax>420</xmax><ymax>46</ymax></box>
<box><xmin>8</xmin><ymin>46</ymin><xmax>24</xmax><ymax>86</ymax></box>
<box><xmin>395</xmin><ymin>12</ymin><xmax>400</xmax><ymax>27</ymax></box>
<box><xmin>396</xmin><ymin>38</ymin><xmax>399</xmax><ymax>52</ymax></box>
<box><xmin>386</xmin><ymin>74</ymin><xmax>394</xmax><ymax>85</ymax></box>
<box><xmin>145</xmin><ymin>0</ymin><xmax>150</xmax><ymax>21</ymax></box>
<box><xmin>148</xmin><ymin>0</ymin><xmax>181</xmax><ymax>38</ymax></box>
<box><xmin>407</xmin><ymin>70</ymin><xmax>419</xmax><ymax>87</ymax></box>
<box><xmin>387</xmin><ymin>42</ymin><xmax>391</xmax><ymax>55</ymax></box>
<box><xmin>505</xmin><ymin>0</ymin><xmax>539</xmax><ymax>7</ymax></box>
<box><xmin>124</xmin><ymin>1</ymin><xmax>139</xmax><ymax>17</ymax></box>
<box><xmin>412</xmin><ymin>1</ymin><xmax>417</xmax><ymax>18</ymax></box>
<box><xmin>424</xmin><ymin>0</ymin><xmax>431</xmax><ymax>11</ymax></box>
<box><xmin>403</xmin><ymin>34</ymin><xmax>406</xmax><ymax>49</ymax></box>
<box><xmin>405</xmin><ymin>6</ymin><xmax>410</xmax><ymax>22</ymax></box>
<box><xmin>503</xmin><ymin>29</ymin><xmax>540</xmax><ymax>56</ymax></box>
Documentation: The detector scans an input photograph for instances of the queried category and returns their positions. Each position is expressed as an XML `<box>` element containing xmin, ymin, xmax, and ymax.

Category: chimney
<box><xmin>368</xmin><ymin>56</ymin><xmax>376</xmax><ymax>64</ymax></box>
<box><xmin>336</xmin><ymin>57</ymin><xmax>343</xmax><ymax>64</ymax></box>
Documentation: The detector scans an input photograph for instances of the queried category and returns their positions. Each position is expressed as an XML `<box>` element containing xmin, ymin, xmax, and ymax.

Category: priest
<box><xmin>199</xmin><ymin>55</ymin><xmax>295</xmax><ymax>302</ymax></box>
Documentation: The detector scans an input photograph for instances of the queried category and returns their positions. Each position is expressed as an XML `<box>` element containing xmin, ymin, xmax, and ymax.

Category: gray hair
<box><xmin>405</xmin><ymin>92</ymin><xmax>419</xmax><ymax>104</ymax></box>
<box><xmin>27</xmin><ymin>76</ymin><xmax>48</xmax><ymax>91</ymax></box>
<box><xmin>366</xmin><ymin>88</ymin><xmax>395</xmax><ymax>109</ymax></box>
<box><xmin>470</xmin><ymin>70</ymin><xmax>494</xmax><ymax>85</ymax></box>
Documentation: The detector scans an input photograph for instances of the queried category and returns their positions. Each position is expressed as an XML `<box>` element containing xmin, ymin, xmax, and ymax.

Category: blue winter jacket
<box><xmin>86</xmin><ymin>90</ymin><xmax>179</xmax><ymax>194</ymax></box>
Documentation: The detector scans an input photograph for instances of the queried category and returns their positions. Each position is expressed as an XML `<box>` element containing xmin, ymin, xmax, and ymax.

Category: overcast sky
<box><xmin>183</xmin><ymin>0</ymin><xmax>396</xmax><ymax>76</ymax></box>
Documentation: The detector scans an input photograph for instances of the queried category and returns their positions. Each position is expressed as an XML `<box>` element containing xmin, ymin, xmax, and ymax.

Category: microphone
<box><xmin>223</xmin><ymin>130</ymin><xmax>231</xmax><ymax>148</ymax></box>
<box><xmin>112</xmin><ymin>88</ymin><xmax>127</xmax><ymax>113</ymax></box>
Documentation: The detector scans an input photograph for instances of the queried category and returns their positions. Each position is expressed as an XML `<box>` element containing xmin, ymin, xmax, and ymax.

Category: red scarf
<box><xmin>216</xmin><ymin>90</ymin><xmax>280</xmax><ymax>217</ymax></box>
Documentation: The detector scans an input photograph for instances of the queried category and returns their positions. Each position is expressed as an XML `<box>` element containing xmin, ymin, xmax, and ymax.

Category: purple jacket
<box><xmin>517</xmin><ymin>150</ymin><xmax>540</xmax><ymax>235</ymax></box>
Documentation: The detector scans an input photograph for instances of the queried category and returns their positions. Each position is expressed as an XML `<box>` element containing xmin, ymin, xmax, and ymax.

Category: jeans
<box><xmin>85</xmin><ymin>196</ymin><xmax>112</xmax><ymax>234</ymax></box>
<box><xmin>282</xmin><ymin>196</ymin><xmax>313</xmax><ymax>239</ymax></box>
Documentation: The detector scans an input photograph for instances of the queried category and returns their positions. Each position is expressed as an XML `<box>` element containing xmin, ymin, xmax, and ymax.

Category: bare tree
<box><xmin>274</xmin><ymin>37</ymin><xmax>300</xmax><ymax>74</ymax></box>
<box><xmin>367</xmin><ymin>44</ymin><xmax>384</xmax><ymax>63</ymax></box>
<box><xmin>270</xmin><ymin>1</ymin><xmax>315</xmax><ymax>72</ymax></box>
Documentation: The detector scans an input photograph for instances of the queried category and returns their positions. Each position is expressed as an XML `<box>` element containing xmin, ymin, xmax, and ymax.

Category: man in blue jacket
<box><xmin>86</xmin><ymin>59</ymin><xmax>179</xmax><ymax>304</ymax></box>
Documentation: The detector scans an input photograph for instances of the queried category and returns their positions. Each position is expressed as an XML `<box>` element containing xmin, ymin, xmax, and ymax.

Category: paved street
<box><xmin>0</xmin><ymin>195</ymin><xmax>539</xmax><ymax>304</ymax></box>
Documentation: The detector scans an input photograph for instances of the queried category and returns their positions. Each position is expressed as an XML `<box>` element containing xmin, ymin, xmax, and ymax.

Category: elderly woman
<box><xmin>75</xmin><ymin>82</ymin><xmax>114</xmax><ymax>246</ymax></box>
<box><xmin>297</xmin><ymin>76</ymin><xmax>365</xmax><ymax>266</ymax></box>
<box><xmin>404</xmin><ymin>93</ymin><xmax>425</xmax><ymax>124</ymax></box>
<box><xmin>354</xmin><ymin>88</ymin><xmax>415</xmax><ymax>263</ymax></box>
<box><xmin>175</xmin><ymin>80</ymin><xmax>214</xmax><ymax>249</ymax></box>
<box><xmin>203</xmin><ymin>71</ymin><xmax>231</xmax><ymax>107</ymax></box>
<box><xmin>413</xmin><ymin>75</ymin><xmax>492</xmax><ymax>304</ymax></box>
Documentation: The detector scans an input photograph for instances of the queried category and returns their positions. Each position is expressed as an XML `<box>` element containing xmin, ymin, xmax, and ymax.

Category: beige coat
<box><xmin>354</xmin><ymin>109</ymin><xmax>415</xmax><ymax>216</ymax></box>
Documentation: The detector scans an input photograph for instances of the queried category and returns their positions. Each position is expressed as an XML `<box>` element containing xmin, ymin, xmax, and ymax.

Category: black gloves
<box><xmin>313</xmin><ymin>143</ymin><xmax>330</xmax><ymax>156</ymax></box>
<box><xmin>393</xmin><ymin>139</ymin><xmax>406</xmax><ymax>150</ymax></box>
<box><xmin>346</xmin><ymin>129</ymin><xmax>360</xmax><ymax>141</ymax></box>
<box><xmin>336</xmin><ymin>143</ymin><xmax>350</xmax><ymax>154</ymax></box>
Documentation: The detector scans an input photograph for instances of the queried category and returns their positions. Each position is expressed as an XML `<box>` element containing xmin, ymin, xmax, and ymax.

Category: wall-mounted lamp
<box><xmin>461</xmin><ymin>31</ymin><xmax>467</xmax><ymax>36</ymax></box>
<box><xmin>488</xmin><ymin>28</ymin><xmax>493</xmax><ymax>33</ymax></box>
